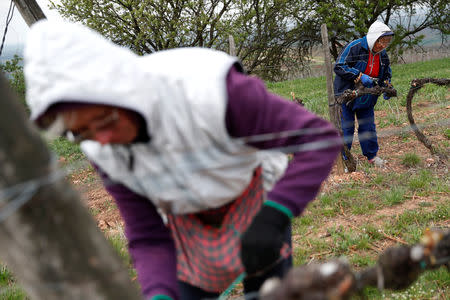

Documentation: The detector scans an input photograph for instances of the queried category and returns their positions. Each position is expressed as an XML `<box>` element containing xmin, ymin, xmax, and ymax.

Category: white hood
<box><xmin>25</xmin><ymin>20</ymin><xmax>154</xmax><ymax>123</ymax></box>
<box><xmin>366</xmin><ymin>20</ymin><xmax>393</xmax><ymax>52</ymax></box>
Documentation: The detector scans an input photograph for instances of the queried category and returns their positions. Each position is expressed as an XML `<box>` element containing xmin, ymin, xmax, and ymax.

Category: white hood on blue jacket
<box><xmin>366</xmin><ymin>20</ymin><xmax>394</xmax><ymax>52</ymax></box>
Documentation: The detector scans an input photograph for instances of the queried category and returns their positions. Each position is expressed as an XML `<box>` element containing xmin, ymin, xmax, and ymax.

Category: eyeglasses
<box><xmin>64</xmin><ymin>109</ymin><xmax>119</xmax><ymax>144</ymax></box>
<box><xmin>377</xmin><ymin>36</ymin><xmax>393</xmax><ymax>47</ymax></box>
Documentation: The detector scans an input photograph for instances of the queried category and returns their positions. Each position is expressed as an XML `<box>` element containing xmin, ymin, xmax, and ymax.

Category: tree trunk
<box><xmin>0</xmin><ymin>74</ymin><xmax>142</xmax><ymax>299</ymax></box>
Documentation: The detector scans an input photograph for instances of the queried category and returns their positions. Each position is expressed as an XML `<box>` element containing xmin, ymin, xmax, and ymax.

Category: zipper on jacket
<box><xmin>370</xmin><ymin>54</ymin><xmax>374</xmax><ymax>75</ymax></box>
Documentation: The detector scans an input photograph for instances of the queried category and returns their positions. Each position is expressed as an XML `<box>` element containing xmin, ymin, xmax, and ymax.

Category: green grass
<box><xmin>266</xmin><ymin>76</ymin><xmax>330</xmax><ymax>117</ymax></box>
<box><xmin>401</xmin><ymin>153</ymin><xmax>422</xmax><ymax>167</ymax></box>
<box><xmin>0</xmin><ymin>265</ymin><xmax>27</xmax><ymax>300</ymax></box>
<box><xmin>444</xmin><ymin>128</ymin><xmax>450</xmax><ymax>139</ymax></box>
<box><xmin>382</xmin><ymin>203</ymin><xmax>449</xmax><ymax>244</ymax></box>
<box><xmin>107</xmin><ymin>235</ymin><xmax>137</xmax><ymax>280</ymax></box>
<box><xmin>47</xmin><ymin>137</ymin><xmax>85</xmax><ymax>163</ymax></box>
<box><xmin>408</xmin><ymin>170</ymin><xmax>433</xmax><ymax>192</ymax></box>
<box><xmin>0</xmin><ymin>266</ymin><xmax>13</xmax><ymax>285</ymax></box>
<box><xmin>382</xmin><ymin>186</ymin><xmax>407</xmax><ymax>206</ymax></box>
<box><xmin>378</xmin><ymin>101</ymin><xmax>406</xmax><ymax>128</ymax></box>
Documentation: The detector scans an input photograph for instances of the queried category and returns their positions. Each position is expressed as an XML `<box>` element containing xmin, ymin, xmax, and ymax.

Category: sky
<box><xmin>0</xmin><ymin>0</ymin><xmax>62</xmax><ymax>50</ymax></box>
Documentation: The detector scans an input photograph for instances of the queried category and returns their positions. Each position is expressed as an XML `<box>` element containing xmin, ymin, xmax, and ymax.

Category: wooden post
<box><xmin>229</xmin><ymin>34</ymin><xmax>236</xmax><ymax>56</ymax></box>
<box><xmin>13</xmin><ymin>0</ymin><xmax>46</xmax><ymax>27</ymax></box>
<box><xmin>320</xmin><ymin>24</ymin><xmax>344</xmax><ymax>174</ymax></box>
<box><xmin>0</xmin><ymin>74</ymin><xmax>141</xmax><ymax>299</ymax></box>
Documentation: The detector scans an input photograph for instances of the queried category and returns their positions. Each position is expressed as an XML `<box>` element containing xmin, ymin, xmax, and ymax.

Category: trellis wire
<box><xmin>0</xmin><ymin>0</ymin><xmax>15</xmax><ymax>57</ymax></box>
<box><xmin>0</xmin><ymin>112</ymin><xmax>448</xmax><ymax>225</ymax></box>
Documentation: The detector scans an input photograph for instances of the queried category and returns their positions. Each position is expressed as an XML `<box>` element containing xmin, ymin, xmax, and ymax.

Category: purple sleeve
<box><xmin>95</xmin><ymin>168</ymin><xmax>179</xmax><ymax>300</ymax></box>
<box><xmin>225</xmin><ymin>67</ymin><xmax>341</xmax><ymax>216</ymax></box>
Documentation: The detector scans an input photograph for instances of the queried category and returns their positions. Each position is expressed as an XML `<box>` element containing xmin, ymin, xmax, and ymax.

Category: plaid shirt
<box><xmin>167</xmin><ymin>167</ymin><xmax>264</xmax><ymax>292</ymax></box>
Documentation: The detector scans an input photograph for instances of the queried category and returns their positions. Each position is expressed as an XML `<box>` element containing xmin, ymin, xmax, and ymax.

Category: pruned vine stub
<box><xmin>406</xmin><ymin>78</ymin><xmax>450</xmax><ymax>159</ymax></box>
<box><xmin>260</xmin><ymin>229</ymin><xmax>450</xmax><ymax>300</ymax></box>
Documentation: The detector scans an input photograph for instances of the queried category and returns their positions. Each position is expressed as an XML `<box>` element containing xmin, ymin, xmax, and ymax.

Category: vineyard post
<box><xmin>229</xmin><ymin>35</ymin><xmax>236</xmax><ymax>56</ymax></box>
<box><xmin>321</xmin><ymin>23</ymin><xmax>345</xmax><ymax>174</ymax></box>
<box><xmin>13</xmin><ymin>0</ymin><xmax>46</xmax><ymax>27</ymax></box>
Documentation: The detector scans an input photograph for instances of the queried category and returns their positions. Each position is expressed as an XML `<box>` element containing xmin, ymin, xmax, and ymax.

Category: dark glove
<box><xmin>383</xmin><ymin>93</ymin><xmax>391</xmax><ymax>100</ymax></box>
<box><xmin>240</xmin><ymin>204</ymin><xmax>290</xmax><ymax>275</ymax></box>
<box><xmin>360</xmin><ymin>74</ymin><xmax>374</xmax><ymax>88</ymax></box>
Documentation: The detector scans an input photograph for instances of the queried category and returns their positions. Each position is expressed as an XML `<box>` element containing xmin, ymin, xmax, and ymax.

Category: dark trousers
<box><xmin>178</xmin><ymin>223</ymin><xmax>293</xmax><ymax>300</ymax></box>
<box><xmin>341</xmin><ymin>104</ymin><xmax>378</xmax><ymax>160</ymax></box>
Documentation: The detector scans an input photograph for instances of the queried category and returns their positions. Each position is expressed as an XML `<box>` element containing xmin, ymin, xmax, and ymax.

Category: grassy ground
<box><xmin>268</xmin><ymin>57</ymin><xmax>450</xmax><ymax>299</ymax></box>
<box><xmin>1</xmin><ymin>57</ymin><xmax>449</xmax><ymax>299</ymax></box>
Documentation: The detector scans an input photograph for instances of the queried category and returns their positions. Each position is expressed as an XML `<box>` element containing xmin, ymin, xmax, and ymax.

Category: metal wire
<box><xmin>0</xmin><ymin>0</ymin><xmax>15</xmax><ymax>57</ymax></box>
<box><xmin>0</xmin><ymin>170</ymin><xmax>64</xmax><ymax>223</ymax></box>
<box><xmin>97</xmin><ymin>115</ymin><xmax>449</xmax><ymax>190</ymax></box>
<box><xmin>0</xmin><ymin>110</ymin><xmax>448</xmax><ymax>223</ymax></box>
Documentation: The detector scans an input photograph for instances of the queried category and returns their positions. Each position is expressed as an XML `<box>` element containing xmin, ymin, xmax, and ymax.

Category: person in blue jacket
<box><xmin>334</xmin><ymin>20</ymin><xmax>394</xmax><ymax>167</ymax></box>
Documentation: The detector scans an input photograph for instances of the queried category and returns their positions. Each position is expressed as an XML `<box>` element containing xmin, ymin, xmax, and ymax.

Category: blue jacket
<box><xmin>333</xmin><ymin>36</ymin><xmax>392</xmax><ymax>110</ymax></box>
